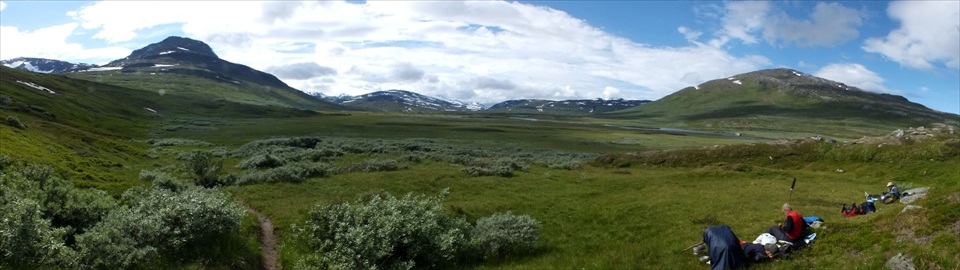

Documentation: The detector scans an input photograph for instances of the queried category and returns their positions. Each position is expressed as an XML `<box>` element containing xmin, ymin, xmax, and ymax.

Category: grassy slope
<box><xmin>0</xmin><ymin>66</ymin><xmax>322</xmax><ymax>192</ymax></box>
<box><xmin>603</xmin><ymin>77</ymin><xmax>960</xmax><ymax>140</ymax></box>
<box><xmin>66</xmin><ymin>66</ymin><xmax>347</xmax><ymax>111</ymax></box>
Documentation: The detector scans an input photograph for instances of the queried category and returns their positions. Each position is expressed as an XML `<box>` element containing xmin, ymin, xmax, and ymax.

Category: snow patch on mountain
<box><xmin>16</xmin><ymin>80</ymin><xmax>56</xmax><ymax>94</ymax></box>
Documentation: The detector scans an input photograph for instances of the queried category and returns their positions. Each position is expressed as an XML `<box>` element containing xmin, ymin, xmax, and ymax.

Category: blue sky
<box><xmin>1</xmin><ymin>1</ymin><xmax>958</xmax><ymax>114</ymax></box>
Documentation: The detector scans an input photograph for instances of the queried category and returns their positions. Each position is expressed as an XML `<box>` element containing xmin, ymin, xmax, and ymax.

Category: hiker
<box><xmin>882</xmin><ymin>182</ymin><xmax>900</xmax><ymax>204</ymax></box>
<box><xmin>765</xmin><ymin>203</ymin><xmax>806</xmax><ymax>245</ymax></box>
<box><xmin>702</xmin><ymin>224</ymin><xmax>748</xmax><ymax>270</ymax></box>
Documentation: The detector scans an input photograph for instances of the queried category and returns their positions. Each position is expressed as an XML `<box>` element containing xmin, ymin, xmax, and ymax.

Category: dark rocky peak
<box><xmin>109</xmin><ymin>36</ymin><xmax>218</xmax><ymax>66</ymax></box>
<box><xmin>735</xmin><ymin>68</ymin><xmax>865</xmax><ymax>92</ymax></box>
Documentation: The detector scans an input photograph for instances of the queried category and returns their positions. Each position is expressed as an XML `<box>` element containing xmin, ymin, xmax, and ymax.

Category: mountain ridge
<box><xmin>1</xmin><ymin>57</ymin><xmax>97</xmax><ymax>74</ymax></box>
<box><xmin>62</xmin><ymin>36</ymin><xmax>345</xmax><ymax>111</ymax></box>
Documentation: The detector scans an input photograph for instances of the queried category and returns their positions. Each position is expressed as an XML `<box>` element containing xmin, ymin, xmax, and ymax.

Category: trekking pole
<box><xmin>681</xmin><ymin>242</ymin><xmax>703</xmax><ymax>252</ymax></box>
<box><xmin>788</xmin><ymin>177</ymin><xmax>797</xmax><ymax>203</ymax></box>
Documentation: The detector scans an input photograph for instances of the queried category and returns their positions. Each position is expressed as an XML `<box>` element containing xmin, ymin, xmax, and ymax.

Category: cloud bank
<box><xmin>863</xmin><ymin>1</ymin><xmax>960</xmax><ymax>69</ymax></box>
<box><xmin>51</xmin><ymin>1</ymin><xmax>771</xmax><ymax>104</ymax></box>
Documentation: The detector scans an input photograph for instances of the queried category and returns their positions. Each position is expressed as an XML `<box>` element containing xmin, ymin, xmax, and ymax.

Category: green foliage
<box><xmin>186</xmin><ymin>151</ymin><xmax>224</xmax><ymax>188</ymax></box>
<box><xmin>146</xmin><ymin>138</ymin><xmax>213</xmax><ymax>146</ymax></box>
<box><xmin>233</xmin><ymin>161</ymin><xmax>329</xmax><ymax>185</ymax></box>
<box><xmin>293</xmin><ymin>190</ymin><xmax>469</xmax><ymax>269</ymax></box>
<box><xmin>336</xmin><ymin>158</ymin><xmax>402</xmax><ymax>173</ymax></box>
<box><xmin>292</xmin><ymin>190</ymin><xmax>543</xmax><ymax>269</ymax></box>
<box><xmin>4</xmin><ymin>115</ymin><xmax>27</xmax><ymax>129</ymax></box>
<box><xmin>75</xmin><ymin>181</ymin><xmax>245</xmax><ymax>268</ymax></box>
<box><xmin>470</xmin><ymin>211</ymin><xmax>541</xmax><ymax>259</ymax></box>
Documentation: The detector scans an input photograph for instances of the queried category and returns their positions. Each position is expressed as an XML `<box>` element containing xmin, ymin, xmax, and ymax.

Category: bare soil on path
<box><xmin>247</xmin><ymin>207</ymin><xmax>278</xmax><ymax>270</ymax></box>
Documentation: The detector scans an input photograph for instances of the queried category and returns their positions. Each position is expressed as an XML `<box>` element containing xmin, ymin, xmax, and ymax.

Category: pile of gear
<box><xmin>843</xmin><ymin>182</ymin><xmax>903</xmax><ymax>218</ymax></box>
<box><xmin>690</xmin><ymin>204</ymin><xmax>821</xmax><ymax>269</ymax></box>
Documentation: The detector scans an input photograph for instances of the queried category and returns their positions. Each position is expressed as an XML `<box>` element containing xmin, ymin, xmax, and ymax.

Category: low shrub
<box><xmin>75</xmin><ymin>182</ymin><xmax>245</xmax><ymax>269</ymax></box>
<box><xmin>4</xmin><ymin>115</ymin><xmax>27</xmax><ymax>129</ymax></box>
<box><xmin>336</xmin><ymin>159</ymin><xmax>402</xmax><ymax>174</ymax></box>
<box><xmin>470</xmin><ymin>211</ymin><xmax>541</xmax><ymax>259</ymax></box>
<box><xmin>186</xmin><ymin>151</ymin><xmax>223</xmax><ymax>188</ymax></box>
<box><xmin>145</xmin><ymin>138</ymin><xmax>212</xmax><ymax>147</ymax></box>
<box><xmin>292</xmin><ymin>190</ymin><xmax>543</xmax><ymax>269</ymax></box>
<box><xmin>292</xmin><ymin>190</ymin><xmax>469</xmax><ymax>269</ymax></box>
<box><xmin>236</xmin><ymin>154</ymin><xmax>285</xmax><ymax>169</ymax></box>
<box><xmin>233</xmin><ymin>162</ymin><xmax>329</xmax><ymax>185</ymax></box>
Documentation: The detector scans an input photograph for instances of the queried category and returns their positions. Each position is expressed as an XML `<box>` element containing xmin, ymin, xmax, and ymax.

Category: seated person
<box><xmin>765</xmin><ymin>203</ymin><xmax>806</xmax><ymax>245</ymax></box>
<box><xmin>882</xmin><ymin>182</ymin><xmax>900</xmax><ymax>203</ymax></box>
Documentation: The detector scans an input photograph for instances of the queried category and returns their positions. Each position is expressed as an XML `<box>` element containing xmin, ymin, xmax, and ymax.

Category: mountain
<box><xmin>604</xmin><ymin>68</ymin><xmax>959</xmax><ymax>137</ymax></box>
<box><xmin>1</xmin><ymin>57</ymin><xmax>96</xmax><ymax>74</ymax></box>
<box><xmin>321</xmin><ymin>90</ymin><xmax>484</xmax><ymax>112</ymax></box>
<box><xmin>65</xmin><ymin>36</ymin><xmax>345</xmax><ymax>111</ymax></box>
<box><xmin>485</xmin><ymin>98</ymin><xmax>650</xmax><ymax>115</ymax></box>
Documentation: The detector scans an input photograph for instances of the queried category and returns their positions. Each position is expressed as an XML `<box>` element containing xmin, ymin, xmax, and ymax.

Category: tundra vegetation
<box><xmin>1</xmin><ymin>66</ymin><xmax>958</xmax><ymax>269</ymax></box>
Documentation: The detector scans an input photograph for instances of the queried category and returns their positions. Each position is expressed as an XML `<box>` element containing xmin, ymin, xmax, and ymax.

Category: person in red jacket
<box><xmin>765</xmin><ymin>203</ymin><xmax>805</xmax><ymax>243</ymax></box>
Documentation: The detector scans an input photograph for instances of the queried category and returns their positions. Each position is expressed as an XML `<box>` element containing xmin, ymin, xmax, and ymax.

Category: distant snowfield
<box><xmin>154</xmin><ymin>64</ymin><xmax>176</xmax><ymax>67</ymax></box>
<box><xmin>158</xmin><ymin>51</ymin><xmax>176</xmax><ymax>55</ymax></box>
<box><xmin>83</xmin><ymin>66</ymin><xmax>123</xmax><ymax>72</ymax></box>
<box><xmin>16</xmin><ymin>80</ymin><xmax>56</xmax><ymax>94</ymax></box>
<box><xmin>4</xmin><ymin>61</ymin><xmax>53</xmax><ymax>73</ymax></box>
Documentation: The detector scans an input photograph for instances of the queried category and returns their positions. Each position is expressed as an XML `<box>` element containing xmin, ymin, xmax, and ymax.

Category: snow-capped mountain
<box><xmin>316</xmin><ymin>90</ymin><xmax>484</xmax><ymax>112</ymax></box>
<box><xmin>485</xmin><ymin>98</ymin><xmax>651</xmax><ymax>115</ymax></box>
<box><xmin>1</xmin><ymin>57</ymin><xmax>96</xmax><ymax>74</ymax></box>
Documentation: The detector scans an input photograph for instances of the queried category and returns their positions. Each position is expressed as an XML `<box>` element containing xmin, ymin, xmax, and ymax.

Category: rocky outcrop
<box><xmin>900</xmin><ymin>187</ymin><xmax>930</xmax><ymax>205</ymax></box>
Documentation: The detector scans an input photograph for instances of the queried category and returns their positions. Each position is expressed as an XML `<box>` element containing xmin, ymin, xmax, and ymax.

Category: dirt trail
<box><xmin>247</xmin><ymin>207</ymin><xmax>278</xmax><ymax>270</ymax></box>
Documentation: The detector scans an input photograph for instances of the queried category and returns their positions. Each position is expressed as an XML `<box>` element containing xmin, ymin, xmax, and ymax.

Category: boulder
<box><xmin>900</xmin><ymin>187</ymin><xmax>930</xmax><ymax>204</ymax></box>
<box><xmin>891</xmin><ymin>129</ymin><xmax>905</xmax><ymax>138</ymax></box>
<box><xmin>885</xmin><ymin>253</ymin><xmax>915</xmax><ymax>270</ymax></box>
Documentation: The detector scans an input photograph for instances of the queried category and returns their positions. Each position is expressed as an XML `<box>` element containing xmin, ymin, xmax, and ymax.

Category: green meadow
<box><xmin>158</xmin><ymin>113</ymin><xmax>958</xmax><ymax>269</ymax></box>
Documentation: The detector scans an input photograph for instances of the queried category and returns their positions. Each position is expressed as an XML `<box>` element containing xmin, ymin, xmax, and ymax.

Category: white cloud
<box><xmin>0</xmin><ymin>1</ymin><xmax>7</xmax><ymax>12</ymax></box>
<box><xmin>863</xmin><ymin>1</ymin><xmax>960</xmax><ymax>69</ymax></box>
<box><xmin>706</xmin><ymin>1</ymin><xmax>864</xmax><ymax>47</ymax></box>
<box><xmin>0</xmin><ymin>24</ymin><xmax>129</xmax><ymax>64</ymax></box>
<box><xmin>60</xmin><ymin>1</ymin><xmax>771</xmax><ymax>103</ymax></box>
<box><xmin>763</xmin><ymin>3</ymin><xmax>863</xmax><ymax>47</ymax></box>
<box><xmin>814</xmin><ymin>63</ymin><xmax>899</xmax><ymax>95</ymax></box>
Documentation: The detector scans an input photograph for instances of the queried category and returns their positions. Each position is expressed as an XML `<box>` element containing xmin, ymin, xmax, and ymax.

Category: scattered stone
<box><xmin>886</xmin><ymin>253</ymin><xmax>915</xmax><ymax>270</ymax></box>
<box><xmin>900</xmin><ymin>205</ymin><xmax>924</xmax><ymax>214</ymax></box>
<box><xmin>836</xmin><ymin>168</ymin><xmax>844</xmax><ymax>173</ymax></box>
<box><xmin>900</xmin><ymin>187</ymin><xmax>930</xmax><ymax>204</ymax></box>
<box><xmin>891</xmin><ymin>129</ymin><xmax>905</xmax><ymax>138</ymax></box>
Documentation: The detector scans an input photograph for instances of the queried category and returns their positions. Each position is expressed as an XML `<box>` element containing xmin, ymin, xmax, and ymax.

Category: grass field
<box><xmin>156</xmin><ymin>113</ymin><xmax>957</xmax><ymax>269</ymax></box>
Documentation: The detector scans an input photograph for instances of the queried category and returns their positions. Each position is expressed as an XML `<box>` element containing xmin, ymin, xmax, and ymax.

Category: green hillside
<box><xmin>65</xmin><ymin>37</ymin><xmax>346</xmax><ymax>111</ymax></box>
<box><xmin>604</xmin><ymin>68</ymin><xmax>959</xmax><ymax>139</ymax></box>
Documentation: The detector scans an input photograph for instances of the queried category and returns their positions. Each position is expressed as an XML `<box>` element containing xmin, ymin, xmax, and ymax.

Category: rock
<box><xmin>900</xmin><ymin>187</ymin><xmax>930</xmax><ymax>204</ymax></box>
<box><xmin>891</xmin><ymin>129</ymin><xmax>905</xmax><ymax>138</ymax></box>
<box><xmin>836</xmin><ymin>168</ymin><xmax>845</xmax><ymax>173</ymax></box>
<box><xmin>900</xmin><ymin>205</ymin><xmax>924</xmax><ymax>214</ymax></box>
<box><xmin>886</xmin><ymin>253</ymin><xmax>915</xmax><ymax>270</ymax></box>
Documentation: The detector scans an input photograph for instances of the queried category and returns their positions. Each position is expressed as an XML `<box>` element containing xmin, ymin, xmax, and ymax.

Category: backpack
<box><xmin>841</xmin><ymin>204</ymin><xmax>857</xmax><ymax>217</ymax></box>
<box><xmin>853</xmin><ymin>202</ymin><xmax>866</xmax><ymax>215</ymax></box>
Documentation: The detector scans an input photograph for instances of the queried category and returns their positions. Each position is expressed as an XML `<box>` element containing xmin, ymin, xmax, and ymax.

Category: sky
<box><xmin>1</xmin><ymin>1</ymin><xmax>958</xmax><ymax>114</ymax></box>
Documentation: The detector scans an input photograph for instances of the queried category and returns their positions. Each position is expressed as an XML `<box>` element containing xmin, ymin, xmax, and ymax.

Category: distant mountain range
<box><xmin>2</xmin><ymin>36</ymin><xmax>957</xmax><ymax>127</ymax></box>
<box><xmin>485</xmin><ymin>99</ymin><xmax>650</xmax><ymax>114</ymax></box>
<box><xmin>313</xmin><ymin>90</ymin><xmax>483</xmax><ymax>112</ymax></box>
<box><xmin>312</xmin><ymin>90</ymin><xmax>650</xmax><ymax>114</ymax></box>
<box><xmin>2</xmin><ymin>57</ymin><xmax>96</xmax><ymax>74</ymax></box>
